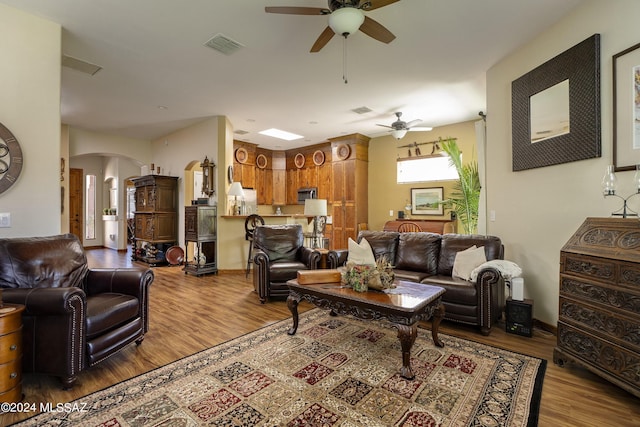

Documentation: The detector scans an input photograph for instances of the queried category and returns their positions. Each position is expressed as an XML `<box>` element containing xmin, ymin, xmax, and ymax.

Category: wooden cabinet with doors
<box><xmin>286</xmin><ymin>168</ymin><xmax>298</xmax><ymax>205</ymax></box>
<box><xmin>329</xmin><ymin>134</ymin><xmax>369</xmax><ymax>250</ymax></box>
<box><xmin>233</xmin><ymin>141</ymin><xmax>257</xmax><ymax>190</ymax></box>
<box><xmin>183</xmin><ymin>205</ymin><xmax>217</xmax><ymax>276</ymax></box>
<box><xmin>131</xmin><ymin>175</ymin><xmax>178</xmax><ymax>265</ymax></box>
<box><xmin>317</xmin><ymin>162</ymin><xmax>332</xmax><ymax>200</ymax></box>
<box><xmin>272</xmin><ymin>169</ymin><xmax>286</xmax><ymax>205</ymax></box>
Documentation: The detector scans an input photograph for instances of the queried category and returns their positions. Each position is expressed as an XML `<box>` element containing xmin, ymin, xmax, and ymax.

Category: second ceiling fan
<box><xmin>265</xmin><ymin>0</ymin><xmax>399</xmax><ymax>52</ymax></box>
<box><xmin>377</xmin><ymin>112</ymin><xmax>433</xmax><ymax>140</ymax></box>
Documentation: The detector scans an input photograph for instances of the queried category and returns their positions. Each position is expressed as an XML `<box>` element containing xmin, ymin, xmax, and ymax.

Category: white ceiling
<box><xmin>2</xmin><ymin>0</ymin><xmax>583</xmax><ymax>150</ymax></box>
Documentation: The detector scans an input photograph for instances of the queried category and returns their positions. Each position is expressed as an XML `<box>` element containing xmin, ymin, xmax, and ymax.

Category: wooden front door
<box><xmin>69</xmin><ymin>168</ymin><xmax>83</xmax><ymax>243</ymax></box>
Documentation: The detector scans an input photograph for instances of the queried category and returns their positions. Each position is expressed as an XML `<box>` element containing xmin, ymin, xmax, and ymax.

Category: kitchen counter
<box><xmin>221</xmin><ymin>214</ymin><xmax>314</xmax><ymax>219</ymax></box>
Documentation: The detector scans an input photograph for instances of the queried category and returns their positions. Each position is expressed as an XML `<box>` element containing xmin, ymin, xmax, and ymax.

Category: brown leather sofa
<box><xmin>253</xmin><ymin>224</ymin><xmax>321</xmax><ymax>303</ymax></box>
<box><xmin>328</xmin><ymin>231</ymin><xmax>505</xmax><ymax>335</ymax></box>
<box><xmin>0</xmin><ymin>234</ymin><xmax>153</xmax><ymax>388</ymax></box>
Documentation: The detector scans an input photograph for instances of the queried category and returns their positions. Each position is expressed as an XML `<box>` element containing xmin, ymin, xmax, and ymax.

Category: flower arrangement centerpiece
<box><xmin>343</xmin><ymin>256</ymin><xmax>396</xmax><ymax>292</ymax></box>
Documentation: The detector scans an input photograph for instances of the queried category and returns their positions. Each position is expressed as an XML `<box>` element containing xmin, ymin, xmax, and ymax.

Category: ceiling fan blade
<box><xmin>376</xmin><ymin>124</ymin><xmax>394</xmax><ymax>129</ymax></box>
<box><xmin>409</xmin><ymin>126</ymin><xmax>433</xmax><ymax>132</ymax></box>
<box><xmin>265</xmin><ymin>7</ymin><xmax>329</xmax><ymax>15</ymax></box>
<box><xmin>310</xmin><ymin>26</ymin><xmax>335</xmax><ymax>52</ymax></box>
<box><xmin>406</xmin><ymin>119</ymin><xmax>424</xmax><ymax>128</ymax></box>
<box><xmin>365</xmin><ymin>0</ymin><xmax>401</xmax><ymax>11</ymax></box>
<box><xmin>359</xmin><ymin>16</ymin><xmax>396</xmax><ymax>44</ymax></box>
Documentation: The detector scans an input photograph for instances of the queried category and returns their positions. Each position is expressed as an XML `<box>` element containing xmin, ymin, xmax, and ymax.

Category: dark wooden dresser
<box><xmin>555</xmin><ymin>217</ymin><xmax>640</xmax><ymax>398</ymax></box>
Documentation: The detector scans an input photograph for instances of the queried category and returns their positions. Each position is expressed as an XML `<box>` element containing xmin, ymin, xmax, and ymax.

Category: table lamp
<box><xmin>228</xmin><ymin>182</ymin><xmax>245</xmax><ymax>215</ymax></box>
<box><xmin>304</xmin><ymin>199</ymin><xmax>327</xmax><ymax>248</ymax></box>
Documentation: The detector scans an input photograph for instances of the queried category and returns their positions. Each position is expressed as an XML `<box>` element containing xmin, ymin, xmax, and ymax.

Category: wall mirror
<box><xmin>530</xmin><ymin>79</ymin><xmax>570</xmax><ymax>143</ymax></box>
<box><xmin>512</xmin><ymin>34</ymin><xmax>600</xmax><ymax>171</ymax></box>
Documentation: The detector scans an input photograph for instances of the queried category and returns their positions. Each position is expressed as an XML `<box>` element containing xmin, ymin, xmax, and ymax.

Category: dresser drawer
<box><xmin>561</xmin><ymin>252</ymin><xmax>616</xmax><ymax>282</ymax></box>
<box><xmin>557</xmin><ymin>322</ymin><xmax>640</xmax><ymax>392</ymax></box>
<box><xmin>0</xmin><ymin>309</ymin><xmax>22</xmax><ymax>335</ymax></box>
<box><xmin>559</xmin><ymin>275</ymin><xmax>640</xmax><ymax>315</ymax></box>
<box><xmin>0</xmin><ymin>359</ymin><xmax>21</xmax><ymax>391</ymax></box>
<box><xmin>0</xmin><ymin>330</ymin><xmax>21</xmax><ymax>364</ymax></box>
<box><xmin>559</xmin><ymin>296</ymin><xmax>640</xmax><ymax>351</ymax></box>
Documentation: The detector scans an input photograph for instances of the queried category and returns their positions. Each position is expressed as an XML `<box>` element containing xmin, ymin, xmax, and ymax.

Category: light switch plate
<box><xmin>0</xmin><ymin>212</ymin><xmax>10</xmax><ymax>228</ymax></box>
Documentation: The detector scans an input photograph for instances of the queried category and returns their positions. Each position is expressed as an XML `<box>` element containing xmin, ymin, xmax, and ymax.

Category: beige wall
<box><xmin>0</xmin><ymin>4</ymin><xmax>61</xmax><ymax>237</ymax></box>
<box><xmin>486</xmin><ymin>0</ymin><xmax>640</xmax><ymax>326</ymax></box>
<box><xmin>368</xmin><ymin>120</ymin><xmax>479</xmax><ymax>231</ymax></box>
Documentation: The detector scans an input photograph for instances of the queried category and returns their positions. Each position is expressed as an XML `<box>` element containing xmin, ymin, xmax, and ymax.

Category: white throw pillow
<box><xmin>452</xmin><ymin>245</ymin><xmax>487</xmax><ymax>281</ymax></box>
<box><xmin>347</xmin><ymin>237</ymin><xmax>376</xmax><ymax>266</ymax></box>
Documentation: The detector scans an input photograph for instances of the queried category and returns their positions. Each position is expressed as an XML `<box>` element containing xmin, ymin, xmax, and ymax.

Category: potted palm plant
<box><xmin>440</xmin><ymin>138</ymin><xmax>481</xmax><ymax>234</ymax></box>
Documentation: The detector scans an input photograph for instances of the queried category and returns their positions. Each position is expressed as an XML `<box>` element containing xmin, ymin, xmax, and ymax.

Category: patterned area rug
<box><xmin>14</xmin><ymin>309</ymin><xmax>546</xmax><ymax>427</ymax></box>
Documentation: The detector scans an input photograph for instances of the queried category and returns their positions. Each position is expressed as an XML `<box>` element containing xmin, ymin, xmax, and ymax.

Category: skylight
<box><xmin>259</xmin><ymin>128</ymin><xmax>304</xmax><ymax>141</ymax></box>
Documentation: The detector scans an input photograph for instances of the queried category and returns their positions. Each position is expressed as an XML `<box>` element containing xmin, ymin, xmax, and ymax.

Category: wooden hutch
<box><xmin>131</xmin><ymin>175</ymin><xmax>178</xmax><ymax>265</ymax></box>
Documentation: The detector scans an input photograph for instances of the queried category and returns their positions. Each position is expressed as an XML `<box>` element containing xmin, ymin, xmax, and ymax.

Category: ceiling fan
<box><xmin>377</xmin><ymin>112</ymin><xmax>433</xmax><ymax>140</ymax></box>
<box><xmin>265</xmin><ymin>0</ymin><xmax>399</xmax><ymax>52</ymax></box>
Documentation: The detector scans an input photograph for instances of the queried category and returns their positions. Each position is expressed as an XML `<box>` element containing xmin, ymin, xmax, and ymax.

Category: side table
<box><xmin>0</xmin><ymin>304</ymin><xmax>25</xmax><ymax>403</ymax></box>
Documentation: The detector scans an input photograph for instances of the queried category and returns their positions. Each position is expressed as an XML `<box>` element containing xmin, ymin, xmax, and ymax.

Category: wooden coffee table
<box><xmin>286</xmin><ymin>279</ymin><xmax>446</xmax><ymax>380</ymax></box>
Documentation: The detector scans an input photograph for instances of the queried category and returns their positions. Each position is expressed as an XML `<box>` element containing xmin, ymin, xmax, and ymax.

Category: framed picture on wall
<box><xmin>411</xmin><ymin>187</ymin><xmax>444</xmax><ymax>216</ymax></box>
<box><xmin>613</xmin><ymin>41</ymin><xmax>640</xmax><ymax>171</ymax></box>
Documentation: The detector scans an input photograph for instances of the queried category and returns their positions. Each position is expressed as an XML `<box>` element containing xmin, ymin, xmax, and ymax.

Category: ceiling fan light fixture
<box><xmin>329</xmin><ymin>7</ymin><xmax>364</xmax><ymax>36</ymax></box>
<box><xmin>391</xmin><ymin>129</ymin><xmax>408</xmax><ymax>140</ymax></box>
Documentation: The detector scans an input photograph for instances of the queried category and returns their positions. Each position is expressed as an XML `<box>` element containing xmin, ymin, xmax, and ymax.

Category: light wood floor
<box><xmin>4</xmin><ymin>248</ymin><xmax>639</xmax><ymax>426</ymax></box>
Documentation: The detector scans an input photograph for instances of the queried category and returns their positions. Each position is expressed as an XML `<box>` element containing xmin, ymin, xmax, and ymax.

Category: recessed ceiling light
<box><xmin>157</xmin><ymin>105</ymin><xmax>168</xmax><ymax>110</ymax></box>
<box><xmin>259</xmin><ymin>128</ymin><xmax>304</xmax><ymax>141</ymax></box>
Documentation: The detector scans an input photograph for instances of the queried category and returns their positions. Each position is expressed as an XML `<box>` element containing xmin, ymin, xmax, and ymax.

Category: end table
<box><xmin>0</xmin><ymin>304</ymin><xmax>25</xmax><ymax>403</ymax></box>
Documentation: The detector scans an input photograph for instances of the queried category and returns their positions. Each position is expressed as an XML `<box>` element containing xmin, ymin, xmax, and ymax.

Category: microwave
<box><xmin>297</xmin><ymin>187</ymin><xmax>317</xmax><ymax>204</ymax></box>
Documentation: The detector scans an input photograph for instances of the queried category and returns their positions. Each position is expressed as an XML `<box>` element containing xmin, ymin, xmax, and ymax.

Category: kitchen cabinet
<box><xmin>329</xmin><ymin>134</ymin><xmax>369</xmax><ymax>250</ymax></box>
<box><xmin>272</xmin><ymin>170</ymin><xmax>286</xmax><ymax>205</ymax></box>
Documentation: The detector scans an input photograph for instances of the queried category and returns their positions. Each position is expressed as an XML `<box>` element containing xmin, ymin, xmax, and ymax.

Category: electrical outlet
<box><xmin>0</xmin><ymin>212</ymin><xmax>10</xmax><ymax>228</ymax></box>
<box><xmin>389</xmin><ymin>210</ymin><xmax>394</xmax><ymax>217</ymax></box>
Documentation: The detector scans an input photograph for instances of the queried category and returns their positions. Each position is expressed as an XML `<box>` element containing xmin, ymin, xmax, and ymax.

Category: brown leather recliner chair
<box><xmin>0</xmin><ymin>234</ymin><xmax>153</xmax><ymax>388</ymax></box>
<box><xmin>253</xmin><ymin>224</ymin><xmax>321</xmax><ymax>303</ymax></box>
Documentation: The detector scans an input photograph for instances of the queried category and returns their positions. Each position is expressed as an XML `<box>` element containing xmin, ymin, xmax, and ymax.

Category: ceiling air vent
<box><xmin>234</xmin><ymin>129</ymin><xmax>249</xmax><ymax>135</ymax></box>
<box><xmin>62</xmin><ymin>55</ymin><xmax>102</xmax><ymax>76</ymax></box>
<box><xmin>204</xmin><ymin>33</ymin><xmax>244</xmax><ymax>55</ymax></box>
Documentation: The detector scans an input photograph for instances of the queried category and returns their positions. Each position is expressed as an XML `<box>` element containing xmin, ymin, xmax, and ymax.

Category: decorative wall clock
<box><xmin>0</xmin><ymin>122</ymin><xmax>23</xmax><ymax>195</ymax></box>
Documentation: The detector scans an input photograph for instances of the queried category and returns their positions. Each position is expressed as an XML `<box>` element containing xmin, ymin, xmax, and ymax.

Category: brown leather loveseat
<box><xmin>329</xmin><ymin>231</ymin><xmax>505</xmax><ymax>335</ymax></box>
<box><xmin>0</xmin><ymin>234</ymin><xmax>153</xmax><ymax>388</ymax></box>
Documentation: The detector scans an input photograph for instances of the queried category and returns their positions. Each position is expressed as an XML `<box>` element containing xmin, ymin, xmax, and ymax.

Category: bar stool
<box><xmin>245</xmin><ymin>214</ymin><xmax>264</xmax><ymax>277</ymax></box>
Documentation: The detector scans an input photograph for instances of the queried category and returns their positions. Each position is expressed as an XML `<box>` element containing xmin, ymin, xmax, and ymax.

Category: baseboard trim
<box><xmin>534</xmin><ymin>318</ymin><xmax>557</xmax><ymax>335</ymax></box>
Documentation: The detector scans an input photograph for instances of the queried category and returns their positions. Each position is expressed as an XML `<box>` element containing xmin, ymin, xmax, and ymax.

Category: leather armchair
<box><xmin>0</xmin><ymin>234</ymin><xmax>153</xmax><ymax>388</ymax></box>
<box><xmin>253</xmin><ymin>224</ymin><xmax>321</xmax><ymax>303</ymax></box>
